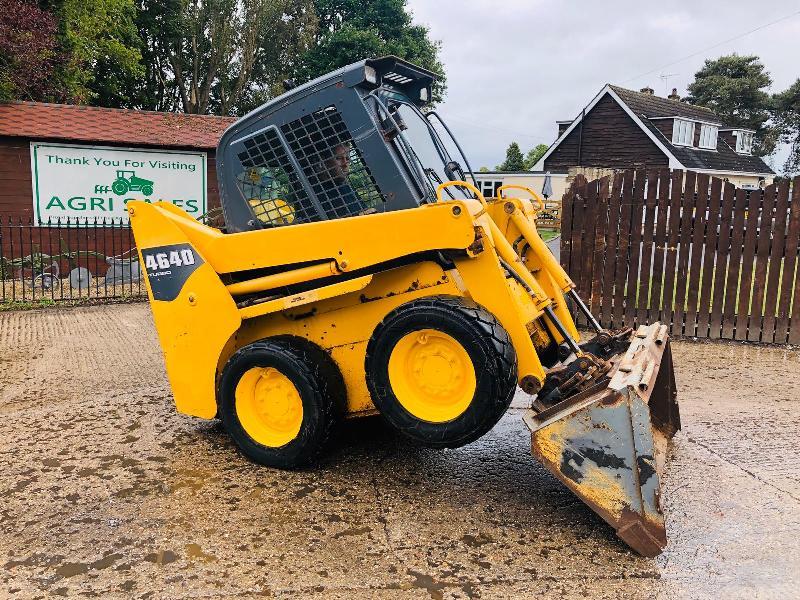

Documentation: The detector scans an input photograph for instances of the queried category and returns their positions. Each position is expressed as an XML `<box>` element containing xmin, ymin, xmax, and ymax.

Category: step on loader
<box><xmin>129</xmin><ymin>56</ymin><xmax>680</xmax><ymax>556</ymax></box>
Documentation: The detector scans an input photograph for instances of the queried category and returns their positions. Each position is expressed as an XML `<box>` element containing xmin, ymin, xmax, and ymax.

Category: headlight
<box><xmin>364</xmin><ymin>66</ymin><xmax>378</xmax><ymax>85</ymax></box>
<box><xmin>419</xmin><ymin>87</ymin><xmax>429</xmax><ymax>102</ymax></box>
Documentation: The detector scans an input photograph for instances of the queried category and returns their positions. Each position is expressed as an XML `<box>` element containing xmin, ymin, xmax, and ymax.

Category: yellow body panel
<box><xmin>151</xmin><ymin>199</ymin><xmax>479</xmax><ymax>275</ymax></box>
<box><xmin>130</xmin><ymin>202</ymin><xmax>241</xmax><ymax>419</ymax></box>
<box><xmin>129</xmin><ymin>187</ymin><xmax>580</xmax><ymax>421</ymax></box>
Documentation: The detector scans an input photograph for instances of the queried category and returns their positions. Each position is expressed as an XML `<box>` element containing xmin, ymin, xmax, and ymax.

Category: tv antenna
<box><xmin>659</xmin><ymin>73</ymin><xmax>679</xmax><ymax>94</ymax></box>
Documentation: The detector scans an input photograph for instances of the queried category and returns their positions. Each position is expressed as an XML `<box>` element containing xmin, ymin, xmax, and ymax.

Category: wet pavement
<box><xmin>1</xmin><ymin>303</ymin><xmax>798</xmax><ymax>599</ymax></box>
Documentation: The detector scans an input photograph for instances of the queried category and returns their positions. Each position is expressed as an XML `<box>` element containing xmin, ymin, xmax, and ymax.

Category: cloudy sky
<box><xmin>406</xmin><ymin>0</ymin><xmax>800</xmax><ymax>172</ymax></box>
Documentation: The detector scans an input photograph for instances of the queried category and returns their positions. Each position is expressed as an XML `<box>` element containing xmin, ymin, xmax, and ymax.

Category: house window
<box><xmin>672</xmin><ymin>119</ymin><xmax>695</xmax><ymax>146</ymax></box>
<box><xmin>478</xmin><ymin>179</ymin><xmax>502</xmax><ymax>199</ymax></box>
<box><xmin>699</xmin><ymin>124</ymin><xmax>718</xmax><ymax>149</ymax></box>
<box><xmin>736</xmin><ymin>131</ymin><xmax>754</xmax><ymax>155</ymax></box>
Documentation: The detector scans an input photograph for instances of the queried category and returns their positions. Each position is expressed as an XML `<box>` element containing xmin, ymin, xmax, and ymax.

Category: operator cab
<box><xmin>217</xmin><ymin>56</ymin><xmax>476</xmax><ymax>233</ymax></box>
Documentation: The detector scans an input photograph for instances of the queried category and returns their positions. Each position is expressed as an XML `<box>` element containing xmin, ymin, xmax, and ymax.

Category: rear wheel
<box><xmin>141</xmin><ymin>184</ymin><xmax>154</xmax><ymax>196</ymax></box>
<box><xmin>218</xmin><ymin>336</ymin><xmax>343</xmax><ymax>468</ymax></box>
<box><xmin>365</xmin><ymin>296</ymin><xmax>517</xmax><ymax>448</ymax></box>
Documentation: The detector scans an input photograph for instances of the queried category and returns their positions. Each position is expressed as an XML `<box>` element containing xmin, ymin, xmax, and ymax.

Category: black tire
<box><xmin>365</xmin><ymin>296</ymin><xmax>517</xmax><ymax>448</ymax></box>
<box><xmin>218</xmin><ymin>336</ymin><xmax>344</xmax><ymax>468</ymax></box>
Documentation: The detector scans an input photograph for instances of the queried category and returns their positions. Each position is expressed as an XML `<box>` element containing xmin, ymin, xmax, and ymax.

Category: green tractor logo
<box><xmin>111</xmin><ymin>170</ymin><xmax>154</xmax><ymax>196</ymax></box>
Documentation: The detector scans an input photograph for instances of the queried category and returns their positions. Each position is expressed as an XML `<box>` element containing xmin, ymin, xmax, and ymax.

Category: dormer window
<box><xmin>735</xmin><ymin>130</ymin><xmax>754</xmax><ymax>155</ymax></box>
<box><xmin>699</xmin><ymin>124</ymin><xmax>718</xmax><ymax>149</ymax></box>
<box><xmin>672</xmin><ymin>119</ymin><xmax>695</xmax><ymax>146</ymax></box>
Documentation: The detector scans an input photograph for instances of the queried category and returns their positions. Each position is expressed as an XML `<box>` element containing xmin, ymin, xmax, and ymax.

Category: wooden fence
<box><xmin>561</xmin><ymin>169</ymin><xmax>800</xmax><ymax>344</ymax></box>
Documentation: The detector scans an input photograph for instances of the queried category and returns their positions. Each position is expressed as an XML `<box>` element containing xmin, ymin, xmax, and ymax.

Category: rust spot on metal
<box><xmin>616</xmin><ymin>508</ymin><xmax>667</xmax><ymax>557</ymax></box>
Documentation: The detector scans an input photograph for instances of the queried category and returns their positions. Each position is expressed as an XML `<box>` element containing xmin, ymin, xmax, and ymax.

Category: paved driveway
<box><xmin>1</xmin><ymin>304</ymin><xmax>798</xmax><ymax>598</ymax></box>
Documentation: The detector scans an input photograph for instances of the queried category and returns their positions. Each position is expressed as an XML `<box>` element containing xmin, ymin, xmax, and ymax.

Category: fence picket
<box><xmin>600</xmin><ymin>173</ymin><xmax>623</xmax><ymax>328</ymax></box>
<box><xmin>777</xmin><ymin>178</ymin><xmax>800</xmax><ymax>343</ymax></box>
<box><xmin>748</xmin><ymin>186</ymin><xmax>776</xmax><ymax>342</ymax></box>
<box><xmin>722</xmin><ymin>189</ymin><xmax>748</xmax><ymax>339</ymax></box>
<box><xmin>637</xmin><ymin>171</ymin><xmax>659</xmax><ymax>325</ymax></box>
<box><xmin>697</xmin><ymin>176</ymin><xmax>722</xmax><ymax>338</ymax></box>
<box><xmin>785</xmin><ymin>178</ymin><xmax>800</xmax><ymax>344</ymax></box>
<box><xmin>569</xmin><ymin>181</ymin><xmax>587</xmax><ymax>284</ymax></box>
<box><xmin>613</xmin><ymin>170</ymin><xmax>635</xmax><ymax>328</ymax></box>
<box><xmin>624</xmin><ymin>170</ymin><xmax>646</xmax><ymax>327</ymax></box>
<box><xmin>761</xmin><ymin>180</ymin><xmax>790</xmax><ymax>343</ymax></box>
<box><xmin>580</xmin><ymin>180</ymin><xmax>599</xmax><ymax>305</ymax></box>
<box><xmin>649</xmin><ymin>171</ymin><xmax>671</xmax><ymax>325</ymax></box>
<box><xmin>660</xmin><ymin>170</ymin><xmax>683</xmax><ymax>334</ymax></box>
<box><xmin>709</xmin><ymin>181</ymin><xmax>735</xmax><ymax>339</ymax></box>
<box><xmin>560</xmin><ymin>180</ymin><xmax>575</xmax><ymax>275</ymax></box>
<box><xmin>590</xmin><ymin>177</ymin><xmax>610</xmax><ymax>316</ymax></box>
<box><xmin>672</xmin><ymin>171</ymin><xmax>696</xmax><ymax>335</ymax></box>
<box><xmin>735</xmin><ymin>190</ymin><xmax>762</xmax><ymax>340</ymax></box>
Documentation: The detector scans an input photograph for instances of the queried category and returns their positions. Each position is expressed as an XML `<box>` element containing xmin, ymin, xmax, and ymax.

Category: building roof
<box><xmin>0</xmin><ymin>102</ymin><xmax>236</xmax><ymax>150</ymax></box>
<box><xmin>535</xmin><ymin>85</ymin><xmax>774</xmax><ymax>176</ymax></box>
<box><xmin>609</xmin><ymin>85</ymin><xmax>722</xmax><ymax>123</ymax></box>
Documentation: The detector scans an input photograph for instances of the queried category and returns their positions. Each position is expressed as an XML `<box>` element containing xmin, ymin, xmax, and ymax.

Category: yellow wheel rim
<box><xmin>387</xmin><ymin>328</ymin><xmax>477</xmax><ymax>423</ymax></box>
<box><xmin>235</xmin><ymin>367</ymin><xmax>303</xmax><ymax>447</ymax></box>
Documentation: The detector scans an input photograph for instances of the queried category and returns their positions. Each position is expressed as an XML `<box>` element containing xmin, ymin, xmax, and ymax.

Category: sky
<box><xmin>406</xmin><ymin>0</ymin><xmax>800</xmax><ymax>173</ymax></box>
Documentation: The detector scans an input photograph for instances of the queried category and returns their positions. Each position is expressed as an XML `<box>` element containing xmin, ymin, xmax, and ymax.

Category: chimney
<box><xmin>668</xmin><ymin>88</ymin><xmax>681</xmax><ymax>101</ymax></box>
<box><xmin>640</xmin><ymin>86</ymin><xmax>654</xmax><ymax>95</ymax></box>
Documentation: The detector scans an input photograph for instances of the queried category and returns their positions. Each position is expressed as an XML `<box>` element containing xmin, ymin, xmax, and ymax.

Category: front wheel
<box><xmin>365</xmin><ymin>296</ymin><xmax>517</xmax><ymax>448</ymax></box>
<box><xmin>218</xmin><ymin>336</ymin><xmax>343</xmax><ymax>468</ymax></box>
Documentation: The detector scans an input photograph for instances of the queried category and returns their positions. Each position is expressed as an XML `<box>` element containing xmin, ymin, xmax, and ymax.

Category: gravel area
<box><xmin>1</xmin><ymin>304</ymin><xmax>798</xmax><ymax>599</ymax></box>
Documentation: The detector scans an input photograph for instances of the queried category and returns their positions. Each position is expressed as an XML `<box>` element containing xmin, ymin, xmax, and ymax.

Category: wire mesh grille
<box><xmin>236</xmin><ymin>129</ymin><xmax>316</xmax><ymax>226</ymax></box>
<box><xmin>281</xmin><ymin>106</ymin><xmax>383</xmax><ymax>219</ymax></box>
<box><xmin>235</xmin><ymin>106</ymin><xmax>384</xmax><ymax>228</ymax></box>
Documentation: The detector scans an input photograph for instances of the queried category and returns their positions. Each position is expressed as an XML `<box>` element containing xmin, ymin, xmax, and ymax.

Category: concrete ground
<box><xmin>1</xmin><ymin>304</ymin><xmax>798</xmax><ymax>599</ymax></box>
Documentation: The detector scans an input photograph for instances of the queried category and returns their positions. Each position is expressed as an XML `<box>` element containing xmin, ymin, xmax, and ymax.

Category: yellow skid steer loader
<box><xmin>129</xmin><ymin>57</ymin><xmax>680</xmax><ymax>556</ymax></box>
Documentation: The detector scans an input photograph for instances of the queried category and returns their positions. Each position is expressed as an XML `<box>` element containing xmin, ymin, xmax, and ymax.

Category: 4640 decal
<box><xmin>144</xmin><ymin>248</ymin><xmax>196</xmax><ymax>272</ymax></box>
<box><xmin>140</xmin><ymin>243</ymin><xmax>203</xmax><ymax>301</ymax></box>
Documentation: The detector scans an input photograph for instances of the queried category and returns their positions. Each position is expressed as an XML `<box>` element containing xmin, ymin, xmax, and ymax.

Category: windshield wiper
<box><xmin>426</xmin><ymin>111</ymin><xmax>477</xmax><ymax>188</ymax></box>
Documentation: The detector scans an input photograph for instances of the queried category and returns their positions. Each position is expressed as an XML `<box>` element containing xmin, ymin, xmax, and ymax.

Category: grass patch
<box><xmin>539</xmin><ymin>229</ymin><xmax>560</xmax><ymax>242</ymax></box>
<box><xmin>0</xmin><ymin>295</ymin><xmax>147</xmax><ymax>312</ymax></box>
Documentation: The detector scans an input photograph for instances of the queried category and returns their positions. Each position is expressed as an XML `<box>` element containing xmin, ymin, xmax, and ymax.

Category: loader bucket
<box><xmin>523</xmin><ymin>322</ymin><xmax>680</xmax><ymax>556</ymax></box>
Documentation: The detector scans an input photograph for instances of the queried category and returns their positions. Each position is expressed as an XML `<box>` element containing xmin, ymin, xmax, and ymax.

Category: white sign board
<box><xmin>31</xmin><ymin>142</ymin><xmax>207</xmax><ymax>224</ymax></box>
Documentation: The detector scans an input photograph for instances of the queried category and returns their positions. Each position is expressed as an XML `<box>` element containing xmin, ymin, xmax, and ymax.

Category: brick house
<box><xmin>533</xmin><ymin>85</ymin><xmax>774</xmax><ymax>189</ymax></box>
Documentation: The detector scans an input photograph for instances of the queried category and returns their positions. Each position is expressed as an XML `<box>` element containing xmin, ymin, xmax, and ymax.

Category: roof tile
<box><xmin>0</xmin><ymin>102</ymin><xmax>236</xmax><ymax>150</ymax></box>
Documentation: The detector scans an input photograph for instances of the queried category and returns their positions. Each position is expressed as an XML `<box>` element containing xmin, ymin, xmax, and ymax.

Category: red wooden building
<box><xmin>0</xmin><ymin>102</ymin><xmax>235</xmax><ymax>220</ymax></box>
<box><xmin>0</xmin><ymin>103</ymin><xmax>235</xmax><ymax>293</ymax></box>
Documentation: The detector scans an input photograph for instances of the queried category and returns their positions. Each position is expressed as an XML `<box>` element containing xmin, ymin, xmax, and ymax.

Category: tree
<box><xmin>686</xmin><ymin>54</ymin><xmax>775</xmax><ymax>156</ymax></box>
<box><xmin>497</xmin><ymin>142</ymin><xmax>525</xmax><ymax>172</ymax></box>
<box><xmin>0</xmin><ymin>0</ymin><xmax>69</xmax><ymax>102</ymax></box>
<box><xmin>295</xmin><ymin>0</ymin><xmax>446</xmax><ymax>102</ymax></box>
<box><xmin>41</xmin><ymin>0</ymin><xmax>145</xmax><ymax>105</ymax></box>
<box><xmin>130</xmin><ymin>0</ymin><xmax>316</xmax><ymax>115</ymax></box>
<box><xmin>773</xmin><ymin>79</ymin><xmax>800</xmax><ymax>174</ymax></box>
<box><xmin>524</xmin><ymin>144</ymin><xmax>548</xmax><ymax>170</ymax></box>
